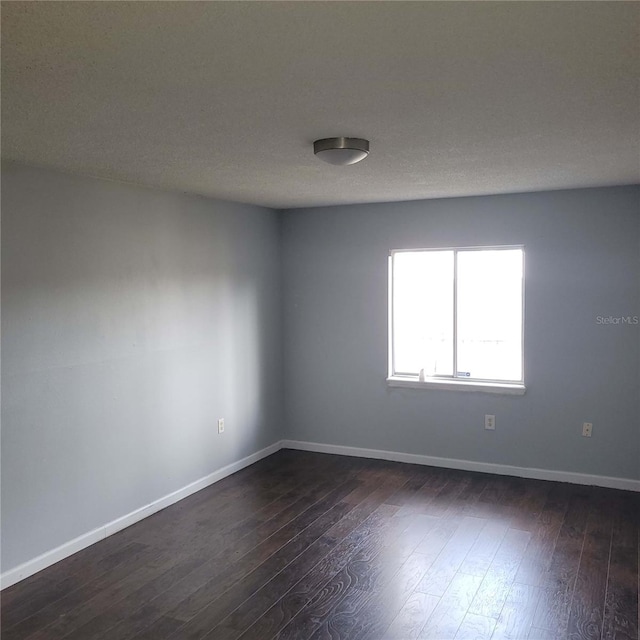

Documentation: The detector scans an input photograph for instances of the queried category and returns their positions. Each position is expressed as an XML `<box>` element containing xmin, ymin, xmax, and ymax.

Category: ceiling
<box><xmin>2</xmin><ymin>1</ymin><xmax>639</xmax><ymax>209</ymax></box>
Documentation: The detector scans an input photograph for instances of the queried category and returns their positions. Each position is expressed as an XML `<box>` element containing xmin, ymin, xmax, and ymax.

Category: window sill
<box><xmin>387</xmin><ymin>376</ymin><xmax>526</xmax><ymax>395</ymax></box>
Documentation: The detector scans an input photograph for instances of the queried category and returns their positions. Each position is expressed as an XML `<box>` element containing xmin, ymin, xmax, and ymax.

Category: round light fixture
<box><xmin>313</xmin><ymin>137</ymin><xmax>370</xmax><ymax>166</ymax></box>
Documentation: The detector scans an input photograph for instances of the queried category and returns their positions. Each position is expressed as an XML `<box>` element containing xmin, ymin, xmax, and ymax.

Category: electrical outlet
<box><xmin>582</xmin><ymin>422</ymin><xmax>592</xmax><ymax>437</ymax></box>
<box><xmin>485</xmin><ymin>415</ymin><xmax>496</xmax><ymax>430</ymax></box>
<box><xmin>218</xmin><ymin>418</ymin><xmax>225</xmax><ymax>434</ymax></box>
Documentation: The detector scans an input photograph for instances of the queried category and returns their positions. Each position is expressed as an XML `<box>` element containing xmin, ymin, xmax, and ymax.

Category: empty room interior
<box><xmin>1</xmin><ymin>2</ymin><xmax>639</xmax><ymax>639</ymax></box>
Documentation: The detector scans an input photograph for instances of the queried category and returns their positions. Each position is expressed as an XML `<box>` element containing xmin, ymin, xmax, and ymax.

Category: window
<box><xmin>388</xmin><ymin>246</ymin><xmax>525</xmax><ymax>394</ymax></box>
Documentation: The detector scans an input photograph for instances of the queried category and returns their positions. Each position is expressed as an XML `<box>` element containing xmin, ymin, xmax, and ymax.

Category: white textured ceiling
<box><xmin>2</xmin><ymin>1</ymin><xmax>639</xmax><ymax>209</ymax></box>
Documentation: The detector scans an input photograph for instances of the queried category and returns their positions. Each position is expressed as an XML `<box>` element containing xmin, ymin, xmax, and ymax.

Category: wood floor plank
<box><xmin>126</xmin><ymin>476</ymin><xmax>362</xmax><ymax>637</ymax></box>
<box><xmin>459</xmin><ymin>520</ymin><xmax>510</xmax><ymax>577</ymax></box>
<box><xmin>455</xmin><ymin>612</ymin><xmax>498</xmax><ymax>640</ymax></box>
<box><xmin>441</xmin><ymin>474</ymin><xmax>491</xmax><ymax>520</ymax></box>
<box><xmin>382</xmin><ymin>591</ymin><xmax>441</xmax><ymax>640</ymax></box>
<box><xmin>490</xmin><ymin>582</ymin><xmax>542</xmax><ymax>640</ymax></box>
<box><xmin>418</xmin><ymin>474</ymin><xmax>472</xmax><ymax>518</ymax></box>
<box><xmin>130</xmin><ymin>454</ymin><xmax>353</xmax><ymax>550</ymax></box>
<box><xmin>237</xmin><ymin>503</ymin><xmax>406</xmax><ymax>640</ymax></box>
<box><xmin>394</xmin><ymin>469</ymin><xmax>452</xmax><ymax>515</ymax></box>
<box><xmin>353</xmin><ymin>553</ymin><xmax>440</xmax><ymax>640</ymax></box>
<box><xmin>565</xmin><ymin>489</ymin><xmax>614</xmax><ymax>640</ymax></box>
<box><xmin>416</xmin><ymin>516</ymin><xmax>487</xmax><ymax>596</ymax></box>
<box><xmin>133</xmin><ymin>615</ymin><xmax>185</xmax><ymax>640</ymax></box>
<box><xmin>78</xmin><ymin>482</ymin><xmax>339</xmax><ymax>640</ymax></box>
<box><xmin>508</xmin><ymin>481</ymin><xmax>552</xmax><ymax>533</ymax></box>
<box><xmin>5</xmin><ymin>480</ymin><xmax>318</xmax><ymax>638</ymax></box>
<box><xmin>413</xmin><ymin>517</ymin><xmax>462</xmax><ymax>566</ymax></box>
<box><xmin>59</xmin><ymin>551</ymin><xmax>211</xmax><ymax>640</ymax></box>
<box><xmin>170</xmin><ymin>496</ymin><xmax>358</xmax><ymax>621</ymax></box>
<box><xmin>310</xmin><ymin>520</ymin><xmax>446</xmax><ymax>640</ymax></box>
<box><xmin>601</xmin><ymin>492</ymin><xmax>639</xmax><ymax>640</ymax></box>
<box><xmin>5</xmin><ymin>543</ymin><xmax>163</xmax><ymax>640</ymax></box>
<box><xmin>0</xmin><ymin>541</ymin><xmax>149</xmax><ymax>630</ymax></box>
<box><xmin>273</xmin><ymin>509</ymin><xmax>426</xmax><ymax>640</ymax></box>
<box><xmin>385</xmin><ymin>471</ymin><xmax>434</xmax><ymax>507</ymax></box>
<box><xmin>467</xmin><ymin>527</ymin><xmax>532</xmax><ymax>619</ymax></box>
<box><xmin>2</xmin><ymin>452</ymin><xmax>638</xmax><ymax>640</ymax></box>
<box><xmin>2</xmin><ymin>449</ymin><xmax>334</xmax><ymax>632</ymax></box>
<box><xmin>21</xmin><ymin>466</ymin><xmax>355</xmax><ymax>640</ymax></box>
<box><xmin>531</xmin><ymin>488</ymin><xmax>592</xmax><ymax>634</ymax></box>
<box><xmin>170</xmin><ymin>475</ymin><xmax>413</xmax><ymax>640</ymax></box>
<box><xmin>514</xmin><ymin>484</ymin><xmax>572</xmax><ymax>587</ymax></box>
<box><xmin>528</xmin><ymin>626</ymin><xmax>561</xmax><ymax>640</ymax></box>
<box><xmin>208</xmin><ymin>520</ymin><xmax>388</xmax><ymax>639</ymax></box>
<box><xmin>417</xmin><ymin>572</ymin><xmax>484</xmax><ymax>639</ymax></box>
<box><xmin>469</xmin><ymin>476</ymin><xmax>512</xmax><ymax>521</ymax></box>
<box><xmin>0</xmin><ymin>452</ymin><xmax>289</xmax><ymax>614</ymax></box>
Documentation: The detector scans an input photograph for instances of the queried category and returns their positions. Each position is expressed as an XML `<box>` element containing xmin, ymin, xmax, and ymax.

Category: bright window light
<box><xmin>389</xmin><ymin>246</ymin><xmax>524</xmax><ymax>385</ymax></box>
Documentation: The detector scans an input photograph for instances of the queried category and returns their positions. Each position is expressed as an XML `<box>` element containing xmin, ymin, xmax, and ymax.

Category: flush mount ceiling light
<box><xmin>313</xmin><ymin>137</ymin><xmax>370</xmax><ymax>166</ymax></box>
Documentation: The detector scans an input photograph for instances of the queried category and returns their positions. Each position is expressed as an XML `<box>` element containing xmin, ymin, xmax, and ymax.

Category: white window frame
<box><xmin>387</xmin><ymin>245</ymin><xmax>526</xmax><ymax>395</ymax></box>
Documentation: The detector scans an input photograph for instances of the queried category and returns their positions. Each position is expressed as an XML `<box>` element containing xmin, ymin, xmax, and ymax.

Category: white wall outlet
<box><xmin>218</xmin><ymin>418</ymin><xmax>225</xmax><ymax>434</ymax></box>
<box><xmin>485</xmin><ymin>415</ymin><xmax>496</xmax><ymax>430</ymax></box>
<box><xmin>582</xmin><ymin>422</ymin><xmax>592</xmax><ymax>437</ymax></box>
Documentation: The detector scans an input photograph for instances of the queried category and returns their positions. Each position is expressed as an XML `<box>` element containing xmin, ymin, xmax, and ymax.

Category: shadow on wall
<box><xmin>1</xmin><ymin>161</ymin><xmax>282</xmax><ymax>573</ymax></box>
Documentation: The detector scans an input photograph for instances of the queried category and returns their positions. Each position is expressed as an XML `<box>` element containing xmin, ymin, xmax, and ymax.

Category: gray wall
<box><xmin>3</xmin><ymin>163</ymin><xmax>639</xmax><ymax>576</ymax></box>
<box><xmin>1</xmin><ymin>162</ymin><xmax>283</xmax><ymax>571</ymax></box>
<box><xmin>282</xmin><ymin>187</ymin><xmax>640</xmax><ymax>481</ymax></box>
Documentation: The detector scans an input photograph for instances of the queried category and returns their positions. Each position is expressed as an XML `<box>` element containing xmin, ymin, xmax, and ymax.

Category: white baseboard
<box><xmin>281</xmin><ymin>440</ymin><xmax>640</xmax><ymax>493</ymax></box>
<box><xmin>0</xmin><ymin>441</ymin><xmax>282</xmax><ymax>590</ymax></box>
<box><xmin>4</xmin><ymin>437</ymin><xmax>638</xmax><ymax>590</ymax></box>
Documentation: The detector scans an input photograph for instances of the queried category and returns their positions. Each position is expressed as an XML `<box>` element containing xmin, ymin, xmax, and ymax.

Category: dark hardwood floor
<box><xmin>2</xmin><ymin>450</ymin><xmax>638</xmax><ymax>640</ymax></box>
